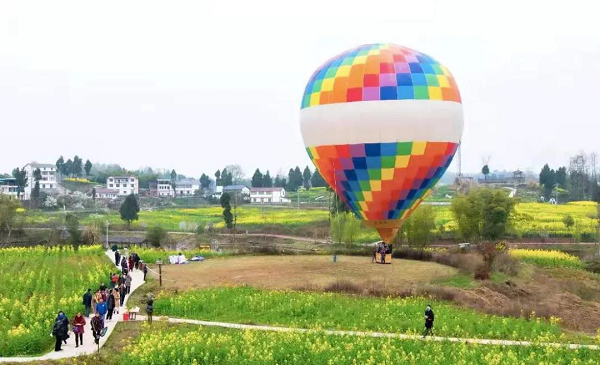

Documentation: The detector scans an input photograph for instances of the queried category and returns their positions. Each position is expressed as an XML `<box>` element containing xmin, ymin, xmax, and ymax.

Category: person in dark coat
<box><xmin>82</xmin><ymin>288</ymin><xmax>92</xmax><ymax>317</ymax></box>
<box><xmin>422</xmin><ymin>304</ymin><xmax>435</xmax><ymax>338</ymax></box>
<box><xmin>125</xmin><ymin>273</ymin><xmax>132</xmax><ymax>295</ymax></box>
<box><xmin>143</xmin><ymin>264</ymin><xmax>148</xmax><ymax>281</ymax></box>
<box><xmin>134</xmin><ymin>253</ymin><xmax>140</xmax><ymax>270</ymax></box>
<box><xmin>106</xmin><ymin>289</ymin><xmax>116</xmax><ymax>321</ymax></box>
<box><xmin>90</xmin><ymin>312</ymin><xmax>103</xmax><ymax>345</ymax></box>
<box><xmin>99</xmin><ymin>282</ymin><xmax>107</xmax><ymax>292</ymax></box>
<box><xmin>52</xmin><ymin>311</ymin><xmax>69</xmax><ymax>351</ymax></box>
<box><xmin>115</xmin><ymin>250</ymin><xmax>121</xmax><ymax>266</ymax></box>
<box><xmin>145</xmin><ymin>294</ymin><xmax>154</xmax><ymax>324</ymax></box>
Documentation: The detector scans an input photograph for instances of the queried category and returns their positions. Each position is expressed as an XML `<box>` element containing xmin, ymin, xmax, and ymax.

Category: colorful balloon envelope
<box><xmin>300</xmin><ymin>44</ymin><xmax>463</xmax><ymax>242</ymax></box>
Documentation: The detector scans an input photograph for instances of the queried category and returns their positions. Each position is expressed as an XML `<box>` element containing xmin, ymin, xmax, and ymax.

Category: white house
<box><xmin>250</xmin><ymin>187</ymin><xmax>288</xmax><ymax>204</ymax></box>
<box><xmin>23</xmin><ymin>162</ymin><xmax>58</xmax><ymax>199</ymax></box>
<box><xmin>0</xmin><ymin>178</ymin><xmax>18</xmax><ymax>197</ymax></box>
<box><xmin>94</xmin><ymin>188</ymin><xmax>119</xmax><ymax>200</ymax></box>
<box><xmin>149</xmin><ymin>179</ymin><xmax>174</xmax><ymax>197</ymax></box>
<box><xmin>107</xmin><ymin>176</ymin><xmax>139</xmax><ymax>196</ymax></box>
<box><xmin>175</xmin><ymin>179</ymin><xmax>200</xmax><ymax>196</ymax></box>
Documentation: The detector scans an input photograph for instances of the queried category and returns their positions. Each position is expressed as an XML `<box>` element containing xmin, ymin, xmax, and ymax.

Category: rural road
<box><xmin>0</xmin><ymin>250</ymin><xmax>145</xmax><ymax>363</ymax></box>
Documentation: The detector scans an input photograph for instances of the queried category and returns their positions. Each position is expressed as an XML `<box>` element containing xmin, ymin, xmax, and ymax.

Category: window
<box><xmin>109</xmin><ymin>184</ymin><xmax>113</xmax><ymax>187</ymax></box>
<box><xmin>116</xmin><ymin>184</ymin><xmax>120</xmax><ymax>187</ymax></box>
<box><xmin>131</xmin><ymin>178</ymin><xmax>134</xmax><ymax>182</ymax></box>
<box><xmin>123</xmin><ymin>191</ymin><xmax>128</xmax><ymax>194</ymax></box>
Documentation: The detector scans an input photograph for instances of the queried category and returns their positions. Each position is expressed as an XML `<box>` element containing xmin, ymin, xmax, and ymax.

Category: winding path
<box><xmin>0</xmin><ymin>250</ymin><xmax>145</xmax><ymax>363</ymax></box>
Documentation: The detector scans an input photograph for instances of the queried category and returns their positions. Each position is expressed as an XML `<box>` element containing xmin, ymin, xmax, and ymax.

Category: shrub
<box><xmin>491</xmin><ymin>252</ymin><xmax>520</xmax><ymax>276</ymax></box>
<box><xmin>562</xmin><ymin>214</ymin><xmax>575</xmax><ymax>228</ymax></box>
<box><xmin>585</xmin><ymin>257</ymin><xmax>600</xmax><ymax>274</ymax></box>
<box><xmin>146</xmin><ymin>226</ymin><xmax>167</xmax><ymax>248</ymax></box>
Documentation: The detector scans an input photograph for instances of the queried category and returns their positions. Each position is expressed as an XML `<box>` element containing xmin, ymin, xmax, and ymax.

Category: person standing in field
<box><xmin>106</xmin><ymin>289</ymin><xmax>116</xmax><ymax>321</ymax></box>
<box><xmin>125</xmin><ymin>272</ymin><xmax>132</xmax><ymax>295</ymax></box>
<box><xmin>90</xmin><ymin>312</ymin><xmax>103</xmax><ymax>345</ymax></box>
<box><xmin>145</xmin><ymin>294</ymin><xmax>154</xmax><ymax>324</ymax></box>
<box><xmin>380</xmin><ymin>245</ymin><xmax>386</xmax><ymax>264</ymax></box>
<box><xmin>52</xmin><ymin>311</ymin><xmax>69</xmax><ymax>351</ymax></box>
<box><xmin>72</xmin><ymin>312</ymin><xmax>86</xmax><ymax>348</ymax></box>
<box><xmin>422</xmin><ymin>304</ymin><xmax>435</xmax><ymax>339</ymax></box>
<box><xmin>96</xmin><ymin>298</ymin><xmax>108</xmax><ymax>327</ymax></box>
<box><xmin>82</xmin><ymin>288</ymin><xmax>92</xmax><ymax>317</ymax></box>
<box><xmin>143</xmin><ymin>263</ymin><xmax>148</xmax><ymax>281</ymax></box>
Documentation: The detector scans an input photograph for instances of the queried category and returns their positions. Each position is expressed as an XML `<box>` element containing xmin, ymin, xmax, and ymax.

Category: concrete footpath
<box><xmin>0</xmin><ymin>250</ymin><xmax>145</xmax><ymax>363</ymax></box>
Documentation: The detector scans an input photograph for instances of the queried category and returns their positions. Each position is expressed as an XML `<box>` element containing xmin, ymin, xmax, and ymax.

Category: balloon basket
<box><xmin>375</xmin><ymin>253</ymin><xmax>392</xmax><ymax>264</ymax></box>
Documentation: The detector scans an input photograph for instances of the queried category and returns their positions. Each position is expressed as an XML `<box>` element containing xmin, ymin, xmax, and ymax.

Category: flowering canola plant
<box><xmin>154</xmin><ymin>287</ymin><xmax>564</xmax><ymax>342</ymax></box>
<box><xmin>122</xmin><ymin>324</ymin><xmax>600</xmax><ymax>365</ymax></box>
<box><xmin>509</xmin><ymin>249</ymin><xmax>584</xmax><ymax>269</ymax></box>
<box><xmin>0</xmin><ymin>245</ymin><xmax>112</xmax><ymax>356</ymax></box>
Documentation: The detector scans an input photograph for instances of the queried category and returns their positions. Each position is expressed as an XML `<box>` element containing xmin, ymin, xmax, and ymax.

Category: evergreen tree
<box><xmin>262</xmin><ymin>170</ymin><xmax>273</xmax><ymax>187</ymax></box>
<box><xmin>72</xmin><ymin>156</ymin><xmax>83</xmax><ymax>177</ymax></box>
<box><xmin>220</xmin><ymin>192</ymin><xmax>233</xmax><ymax>229</ymax></box>
<box><xmin>274</xmin><ymin>175</ymin><xmax>286</xmax><ymax>188</ymax></box>
<box><xmin>221</xmin><ymin>169</ymin><xmax>233</xmax><ymax>186</ymax></box>
<box><xmin>63</xmin><ymin>159</ymin><xmax>73</xmax><ymax>177</ymax></box>
<box><xmin>215</xmin><ymin>170</ymin><xmax>221</xmax><ymax>186</ymax></box>
<box><xmin>11</xmin><ymin>167</ymin><xmax>27</xmax><ymax>199</ymax></box>
<box><xmin>481</xmin><ymin>165</ymin><xmax>490</xmax><ymax>181</ymax></box>
<box><xmin>55</xmin><ymin>156</ymin><xmax>64</xmax><ymax>178</ymax></box>
<box><xmin>119</xmin><ymin>194</ymin><xmax>140</xmax><ymax>227</ymax></box>
<box><xmin>251</xmin><ymin>169</ymin><xmax>264</xmax><ymax>187</ymax></box>
<box><xmin>556</xmin><ymin>167</ymin><xmax>567</xmax><ymax>189</ymax></box>
<box><xmin>310</xmin><ymin>170</ymin><xmax>327</xmax><ymax>188</ymax></box>
<box><xmin>170</xmin><ymin>169</ymin><xmax>177</xmax><ymax>195</ymax></box>
<box><xmin>539</xmin><ymin>164</ymin><xmax>551</xmax><ymax>186</ymax></box>
<box><xmin>92</xmin><ymin>187</ymin><xmax>96</xmax><ymax>201</ymax></box>
<box><xmin>31</xmin><ymin>168</ymin><xmax>42</xmax><ymax>199</ymax></box>
<box><xmin>542</xmin><ymin>169</ymin><xmax>557</xmax><ymax>199</ymax></box>
<box><xmin>84</xmin><ymin>160</ymin><xmax>92</xmax><ymax>176</ymax></box>
<box><xmin>200</xmin><ymin>173</ymin><xmax>211</xmax><ymax>189</ymax></box>
<box><xmin>302</xmin><ymin>166</ymin><xmax>312</xmax><ymax>189</ymax></box>
<box><xmin>287</xmin><ymin>168</ymin><xmax>297</xmax><ymax>191</ymax></box>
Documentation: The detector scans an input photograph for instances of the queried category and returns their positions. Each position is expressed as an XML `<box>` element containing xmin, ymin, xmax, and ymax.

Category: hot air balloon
<box><xmin>300</xmin><ymin>44</ymin><xmax>463</xmax><ymax>243</ymax></box>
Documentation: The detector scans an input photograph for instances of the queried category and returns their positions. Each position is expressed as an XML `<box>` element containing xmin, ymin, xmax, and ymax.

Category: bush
<box><xmin>491</xmin><ymin>252</ymin><xmax>520</xmax><ymax>276</ymax></box>
<box><xmin>562</xmin><ymin>214</ymin><xmax>575</xmax><ymax>228</ymax></box>
<box><xmin>585</xmin><ymin>257</ymin><xmax>600</xmax><ymax>274</ymax></box>
<box><xmin>146</xmin><ymin>226</ymin><xmax>167</xmax><ymax>248</ymax></box>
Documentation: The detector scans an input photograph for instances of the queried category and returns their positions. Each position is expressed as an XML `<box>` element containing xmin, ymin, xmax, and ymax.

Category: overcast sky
<box><xmin>1</xmin><ymin>0</ymin><xmax>599</xmax><ymax>179</ymax></box>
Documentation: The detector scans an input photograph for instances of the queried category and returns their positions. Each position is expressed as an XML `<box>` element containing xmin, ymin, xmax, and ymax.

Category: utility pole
<box><xmin>156</xmin><ymin>259</ymin><xmax>163</xmax><ymax>286</ymax></box>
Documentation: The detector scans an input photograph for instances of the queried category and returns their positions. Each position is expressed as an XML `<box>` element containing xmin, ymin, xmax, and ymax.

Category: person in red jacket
<box><xmin>128</xmin><ymin>256</ymin><xmax>134</xmax><ymax>271</ymax></box>
<box><xmin>72</xmin><ymin>312</ymin><xmax>86</xmax><ymax>347</ymax></box>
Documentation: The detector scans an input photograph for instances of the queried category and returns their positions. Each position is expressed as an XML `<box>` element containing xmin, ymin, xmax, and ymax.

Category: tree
<box><xmin>542</xmin><ymin>169</ymin><xmax>556</xmax><ymax>200</ymax></box>
<box><xmin>56</xmin><ymin>156</ymin><xmax>64</xmax><ymax>179</ymax></box>
<box><xmin>287</xmin><ymin>167</ymin><xmax>303</xmax><ymax>191</ymax></box>
<box><xmin>274</xmin><ymin>175</ymin><xmax>286</xmax><ymax>188</ymax></box>
<box><xmin>84</xmin><ymin>160</ymin><xmax>92</xmax><ymax>176</ymax></box>
<box><xmin>0</xmin><ymin>195</ymin><xmax>21</xmax><ymax>238</ymax></box>
<box><xmin>72</xmin><ymin>156</ymin><xmax>83</xmax><ymax>177</ymax></box>
<box><xmin>31</xmin><ymin>168</ymin><xmax>42</xmax><ymax>199</ymax></box>
<box><xmin>63</xmin><ymin>159</ymin><xmax>73</xmax><ymax>177</ymax></box>
<box><xmin>220</xmin><ymin>192</ymin><xmax>233</xmax><ymax>229</ymax></box>
<box><xmin>400</xmin><ymin>205</ymin><xmax>436</xmax><ymax>249</ymax></box>
<box><xmin>450</xmin><ymin>188</ymin><xmax>516</xmax><ymax>242</ymax></box>
<box><xmin>343</xmin><ymin>213</ymin><xmax>361</xmax><ymax>244</ymax></box>
<box><xmin>224</xmin><ymin>165</ymin><xmax>245</xmax><ymax>184</ymax></box>
<box><xmin>91</xmin><ymin>187</ymin><xmax>97</xmax><ymax>201</ymax></box>
<box><xmin>481</xmin><ymin>165</ymin><xmax>490</xmax><ymax>181</ymax></box>
<box><xmin>43</xmin><ymin>196</ymin><xmax>58</xmax><ymax>209</ymax></box>
<box><xmin>119</xmin><ymin>194</ymin><xmax>140</xmax><ymax>227</ymax></box>
<box><xmin>556</xmin><ymin>167</ymin><xmax>567</xmax><ymax>189</ymax></box>
<box><xmin>221</xmin><ymin>169</ymin><xmax>233</xmax><ymax>186</ymax></box>
<box><xmin>215</xmin><ymin>170</ymin><xmax>221</xmax><ymax>186</ymax></box>
<box><xmin>200</xmin><ymin>173</ymin><xmax>211</xmax><ymax>189</ymax></box>
<box><xmin>251</xmin><ymin>169</ymin><xmax>263</xmax><ymax>187</ymax></box>
<box><xmin>539</xmin><ymin>164</ymin><xmax>551</xmax><ymax>186</ymax></box>
<box><xmin>170</xmin><ymin>169</ymin><xmax>177</xmax><ymax>195</ymax></box>
<box><xmin>302</xmin><ymin>166</ymin><xmax>312</xmax><ymax>190</ymax></box>
<box><xmin>65</xmin><ymin>213</ymin><xmax>82</xmax><ymax>251</ymax></box>
<box><xmin>310</xmin><ymin>170</ymin><xmax>327</xmax><ymax>188</ymax></box>
<box><xmin>262</xmin><ymin>170</ymin><xmax>273</xmax><ymax>187</ymax></box>
<box><xmin>330</xmin><ymin>213</ymin><xmax>346</xmax><ymax>244</ymax></box>
<box><xmin>11</xmin><ymin>167</ymin><xmax>27</xmax><ymax>199</ymax></box>
<box><xmin>146</xmin><ymin>226</ymin><xmax>167</xmax><ymax>248</ymax></box>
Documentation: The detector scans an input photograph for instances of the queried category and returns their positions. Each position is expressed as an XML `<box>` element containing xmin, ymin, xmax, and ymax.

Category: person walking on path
<box><xmin>72</xmin><ymin>312</ymin><xmax>86</xmax><ymax>348</ymax></box>
<box><xmin>110</xmin><ymin>272</ymin><xmax>118</xmax><ymax>289</ymax></box>
<box><xmin>422</xmin><ymin>304</ymin><xmax>435</xmax><ymax>339</ymax></box>
<box><xmin>125</xmin><ymin>273</ymin><xmax>132</xmax><ymax>295</ymax></box>
<box><xmin>90</xmin><ymin>312</ymin><xmax>103</xmax><ymax>346</ymax></box>
<box><xmin>82</xmin><ymin>289</ymin><xmax>92</xmax><ymax>317</ymax></box>
<box><xmin>118</xmin><ymin>283</ymin><xmax>126</xmax><ymax>307</ymax></box>
<box><xmin>96</xmin><ymin>298</ymin><xmax>108</xmax><ymax>327</ymax></box>
<box><xmin>128</xmin><ymin>255</ymin><xmax>134</xmax><ymax>271</ymax></box>
<box><xmin>91</xmin><ymin>290</ymin><xmax>99</xmax><ymax>315</ymax></box>
<box><xmin>106</xmin><ymin>289</ymin><xmax>116</xmax><ymax>321</ymax></box>
<box><xmin>52</xmin><ymin>312</ymin><xmax>69</xmax><ymax>352</ymax></box>
<box><xmin>113</xmin><ymin>287</ymin><xmax>121</xmax><ymax>314</ymax></box>
<box><xmin>134</xmin><ymin>252</ymin><xmax>140</xmax><ymax>270</ymax></box>
<box><xmin>143</xmin><ymin>264</ymin><xmax>148</xmax><ymax>281</ymax></box>
<box><xmin>121</xmin><ymin>257</ymin><xmax>128</xmax><ymax>275</ymax></box>
<box><xmin>114</xmin><ymin>250</ymin><xmax>120</xmax><ymax>266</ymax></box>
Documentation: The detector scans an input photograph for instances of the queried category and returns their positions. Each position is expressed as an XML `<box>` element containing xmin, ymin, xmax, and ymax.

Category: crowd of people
<box><xmin>51</xmin><ymin>249</ymin><xmax>144</xmax><ymax>352</ymax></box>
<box><xmin>372</xmin><ymin>242</ymin><xmax>393</xmax><ymax>264</ymax></box>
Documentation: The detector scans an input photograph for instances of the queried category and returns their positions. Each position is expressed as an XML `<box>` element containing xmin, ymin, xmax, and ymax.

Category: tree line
<box><xmin>249</xmin><ymin>166</ymin><xmax>326</xmax><ymax>191</ymax></box>
<box><xmin>539</xmin><ymin>151</ymin><xmax>600</xmax><ymax>202</ymax></box>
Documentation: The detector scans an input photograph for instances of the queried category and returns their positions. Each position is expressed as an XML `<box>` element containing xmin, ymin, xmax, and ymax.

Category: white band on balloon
<box><xmin>300</xmin><ymin>100</ymin><xmax>464</xmax><ymax>147</ymax></box>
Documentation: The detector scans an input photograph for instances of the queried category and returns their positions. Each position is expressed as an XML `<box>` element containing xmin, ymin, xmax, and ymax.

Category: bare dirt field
<box><xmin>156</xmin><ymin>255</ymin><xmax>457</xmax><ymax>292</ymax></box>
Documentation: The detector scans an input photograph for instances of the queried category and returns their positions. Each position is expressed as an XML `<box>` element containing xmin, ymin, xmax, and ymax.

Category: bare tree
<box><xmin>223</xmin><ymin>165</ymin><xmax>245</xmax><ymax>184</ymax></box>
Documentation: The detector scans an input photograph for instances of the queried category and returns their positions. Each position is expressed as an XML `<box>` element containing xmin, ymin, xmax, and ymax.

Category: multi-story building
<box><xmin>0</xmin><ymin>178</ymin><xmax>18</xmax><ymax>197</ymax></box>
<box><xmin>23</xmin><ymin>162</ymin><xmax>58</xmax><ymax>199</ymax></box>
<box><xmin>250</xmin><ymin>187</ymin><xmax>288</xmax><ymax>204</ymax></box>
<box><xmin>175</xmin><ymin>179</ymin><xmax>200</xmax><ymax>196</ymax></box>
<box><xmin>149</xmin><ymin>179</ymin><xmax>174</xmax><ymax>197</ymax></box>
<box><xmin>106</xmin><ymin>176</ymin><xmax>139</xmax><ymax>196</ymax></box>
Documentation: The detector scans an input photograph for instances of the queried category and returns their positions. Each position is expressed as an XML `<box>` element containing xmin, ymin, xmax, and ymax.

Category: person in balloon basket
<box><xmin>72</xmin><ymin>312</ymin><xmax>86</xmax><ymax>347</ymax></box>
<box><xmin>380</xmin><ymin>245</ymin><xmax>386</xmax><ymax>264</ymax></box>
<box><xmin>90</xmin><ymin>312</ymin><xmax>104</xmax><ymax>345</ymax></box>
<box><xmin>421</xmin><ymin>304</ymin><xmax>435</xmax><ymax>339</ymax></box>
<box><xmin>52</xmin><ymin>311</ymin><xmax>69</xmax><ymax>351</ymax></box>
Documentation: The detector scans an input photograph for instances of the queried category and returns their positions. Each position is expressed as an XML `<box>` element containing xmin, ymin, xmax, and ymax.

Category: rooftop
<box><xmin>94</xmin><ymin>188</ymin><xmax>119</xmax><ymax>194</ymax></box>
<box><xmin>251</xmin><ymin>187</ymin><xmax>284</xmax><ymax>192</ymax></box>
<box><xmin>25</xmin><ymin>162</ymin><xmax>55</xmax><ymax>169</ymax></box>
<box><xmin>224</xmin><ymin>185</ymin><xmax>249</xmax><ymax>191</ymax></box>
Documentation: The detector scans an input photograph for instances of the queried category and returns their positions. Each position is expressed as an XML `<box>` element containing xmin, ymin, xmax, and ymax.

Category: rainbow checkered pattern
<box><xmin>307</xmin><ymin>141</ymin><xmax>458</xmax><ymax>223</ymax></box>
<box><xmin>301</xmin><ymin>43</ymin><xmax>461</xmax><ymax>109</ymax></box>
